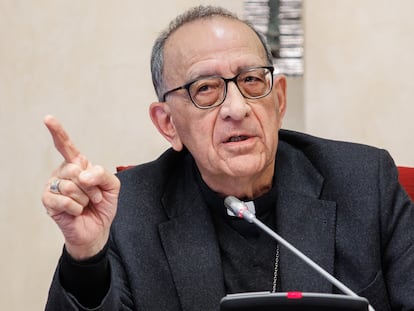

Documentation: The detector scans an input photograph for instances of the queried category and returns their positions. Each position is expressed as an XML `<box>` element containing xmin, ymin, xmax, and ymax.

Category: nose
<box><xmin>219</xmin><ymin>81</ymin><xmax>251</xmax><ymax>121</ymax></box>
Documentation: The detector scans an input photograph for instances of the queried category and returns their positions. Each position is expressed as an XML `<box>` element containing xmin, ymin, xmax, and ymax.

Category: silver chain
<box><xmin>271</xmin><ymin>244</ymin><xmax>280</xmax><ymax>293</ymax></box>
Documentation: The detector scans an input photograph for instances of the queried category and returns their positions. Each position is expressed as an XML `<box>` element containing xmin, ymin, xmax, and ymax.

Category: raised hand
<box><xmin>41</xmin><ymin>115</ymin><xmax>120</xmax><ymax>260</ymax></box>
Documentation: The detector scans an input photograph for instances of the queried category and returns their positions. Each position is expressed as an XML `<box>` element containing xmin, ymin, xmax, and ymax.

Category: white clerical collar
<box><xmin>226</xmin><ymin>200</ymin><xmax>256</xmax><ymax>217</ymax></box>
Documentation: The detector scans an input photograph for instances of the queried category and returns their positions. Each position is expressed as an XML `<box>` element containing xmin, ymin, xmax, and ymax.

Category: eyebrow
<box><xmin>186</xmin><ymin>65</ymin><xmax>263</xmax><ymax>82</ymax></box>
<box><xmin>186</xmin><ymin>70</ymin><xmax>219</xmax><ymax>82</ymax></box>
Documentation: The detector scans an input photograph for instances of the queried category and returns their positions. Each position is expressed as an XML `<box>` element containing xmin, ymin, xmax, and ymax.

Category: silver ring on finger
<box><xmin>50</xmin><ymin>178</ymin><xmax>62</xmax><ymax>194</ymax></box>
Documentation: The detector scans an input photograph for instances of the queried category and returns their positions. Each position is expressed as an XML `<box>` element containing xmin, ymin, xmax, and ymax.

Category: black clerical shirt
<box><xmin>195</xmin><ymin>166</ymin><xmax>280</xmax><ymax>294</ymax></box>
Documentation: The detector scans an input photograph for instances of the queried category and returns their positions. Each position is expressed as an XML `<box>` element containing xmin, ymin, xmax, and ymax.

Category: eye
<box><xmin>190</xmin><ymin>78</ymin><xmax>222</xmax><ymax>96</ymax></box>
<box><xmin>242</xmin><ymin>72</ymin><xmax>266</xmax><ymax>84</ymax></box>
<box><xmin>197</xmin><ymin>83</ymin><xmax>213</xmax><ymax>93</ymax></box>
<box><xmin>189</xmin><ymin>78</ymin><xmax>224</xmax><ymax>107</ymax></box>
<box><xmin>238</xmin><ymin>69</ymin><xmax>271</xmax><ymax>98</ymax></box>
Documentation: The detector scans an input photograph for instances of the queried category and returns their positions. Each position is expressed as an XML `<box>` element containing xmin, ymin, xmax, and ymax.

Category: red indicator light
<box><xmin>287</xmin><ymin>292</ymin><xmax>303</xmax><ymax>299</ymax></box>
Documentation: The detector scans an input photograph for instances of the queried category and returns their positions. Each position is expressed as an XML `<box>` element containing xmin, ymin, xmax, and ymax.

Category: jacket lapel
<box><xmin>277</xmin><ymin>191</ymin><xmax>337</xmax><ymax>292</ymax></box>
<box><xmin>275</xmin><ymin>141</ymin><xmax>337</xmax><ymax>293</ymax></box>
<box><xmin>158</xmin><ymin>161</ymin><xmax>225</xmax><ymax>311</ymax></box>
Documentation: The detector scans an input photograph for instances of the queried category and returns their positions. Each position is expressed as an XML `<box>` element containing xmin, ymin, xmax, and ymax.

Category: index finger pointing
<box><xmin>43</xmin><ymin>115</ymin><xmax>83</xmax><ymax>165</ymax></box>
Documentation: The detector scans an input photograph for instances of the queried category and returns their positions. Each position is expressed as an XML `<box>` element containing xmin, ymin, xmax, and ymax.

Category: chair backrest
<box><xmin>398</xmin><ymin>166</ymin><xmax>414</xmax><ymax>202</ymax></box>
<box><xmin>116</xmin><ymin>165</ymin><xmax>134</xmax><ymax>172</ymax></box>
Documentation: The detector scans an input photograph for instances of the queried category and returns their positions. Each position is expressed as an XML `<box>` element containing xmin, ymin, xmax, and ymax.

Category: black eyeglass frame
<box><xmin>161</xmin><ymin>66</ymin><xmax>275</xmax><ymax>109</ymax></box>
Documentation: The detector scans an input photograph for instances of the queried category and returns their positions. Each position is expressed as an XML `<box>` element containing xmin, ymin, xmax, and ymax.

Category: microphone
<box><xmin>224</xmin><ymin>195</ymin><xmax>375</xmax><ymax>311</ymax></box>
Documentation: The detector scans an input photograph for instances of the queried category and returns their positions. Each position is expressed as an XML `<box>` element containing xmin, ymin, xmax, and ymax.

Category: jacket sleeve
<box><xmin>378</xmin><ymin>150</ymin><xmax>414</xmax><ymax>310</ymax></box>
<box><xmin>45</xmin><ymin>237</ymin><xmax>135</xmax><ymax>311</ymax></box>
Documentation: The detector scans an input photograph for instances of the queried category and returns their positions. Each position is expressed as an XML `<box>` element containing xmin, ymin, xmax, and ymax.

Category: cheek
<box><xmin>173</xmin><ymin>111</ymin><xmax>216</xmax><ymax>149</ymax></box>
<box><xmin>256</xmin><ymin>104</ymin><xmax>282</xmax><ymax>151</ymax></box>
<box><xmin>257</xmin><ymin>102</ymin><xmax>281</xmax><ymax>131</ymax></box>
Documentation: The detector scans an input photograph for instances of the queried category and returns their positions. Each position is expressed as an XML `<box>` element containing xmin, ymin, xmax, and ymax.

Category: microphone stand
<box><xmin>224</xmin><ymin>196</ymin><xmax>375</xmax><ymax>311</ymax></box>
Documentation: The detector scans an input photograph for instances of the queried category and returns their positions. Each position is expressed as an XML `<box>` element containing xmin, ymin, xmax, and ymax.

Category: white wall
<box><xmin>1</xmin><ymin>0</ymin><xmax>413</xmax><ymax>309</ymax></box>
<box><xmin>303</xmin><ymin>0</ymin><xmax>414</xmax><ymax>166</ymax></box>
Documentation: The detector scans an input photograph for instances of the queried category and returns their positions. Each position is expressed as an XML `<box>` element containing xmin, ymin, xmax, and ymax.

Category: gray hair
<box><xmin>150</xmin><ymin>5</ymin><xmax>274</xmax><ymax>101</ymax></box>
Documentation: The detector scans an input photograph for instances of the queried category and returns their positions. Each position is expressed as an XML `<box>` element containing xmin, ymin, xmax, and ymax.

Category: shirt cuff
<box><xmin>59</xmin><ymin>243</ymin><xmax>110</xmax><ymax>308</ymax></box>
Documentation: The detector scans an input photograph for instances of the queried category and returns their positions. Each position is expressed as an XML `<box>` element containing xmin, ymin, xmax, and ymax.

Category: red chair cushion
<box><xmin>116</xmin><ymin>165</ymin><xmax>135</xmax><ymax>172</ymax></box>
<box><xmin>398</xmin><ymin>166</ymin><xmax>414</xmax><ymax>202</ymax></box>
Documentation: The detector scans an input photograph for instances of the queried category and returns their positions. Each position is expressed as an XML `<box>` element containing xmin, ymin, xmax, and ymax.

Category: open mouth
<box><xmin>226</xmin><ymin>135</ymin><xmax>250</xmax><ymax>143</ymax></box>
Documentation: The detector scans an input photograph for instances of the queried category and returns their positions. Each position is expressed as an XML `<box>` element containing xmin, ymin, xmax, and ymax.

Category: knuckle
<box><xmin>64</xmin><ymin>181</ymin><xmax>78</xmax><ymax>196</ymax></box>
<box><xmin>59</xmin><ymin>196</ymin><xmax>84</xmax><ymax>216</ymax></box>
<box><xmin>79</xmin><ymin>196</ymin><xmax>90</xmax><ymax>207</ymax></box>
<box><xmin>68</xmin><ymin>163</ymin><xmax>82</xmax><ymax>176</ymax></box>
<box><xmin>70</xmin><ymin>205</ymin><xmax>84</xmax><ymax>217</ymax></box>
<box><xmin>59</xmin><ymin>196</ymin><xmax>74</xmax><ymax>210</ymax></box>
<box><xmin>60</xmin><ymin>163</ymin><xmax>82</xmax><ymax>178</ymax></box>
<box><xmin>50</xmin><ymin>212</ymin><xmax>65</xmax><ymax>222</ymax></box>
<box><xmin>93</xmin><ymin>165</ymin><xmax>105</xmax><ymax>174</ymax></box>
<box><xmin>41</xmin><ymin>192</ymin><xmax>52</xmax><ymax>207</ymax></box>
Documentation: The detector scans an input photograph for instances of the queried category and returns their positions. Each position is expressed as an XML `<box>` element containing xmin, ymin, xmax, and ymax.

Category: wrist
<box><xmin>65</xmin><ymin>235</ymin><xmax>109</xmax><ymax>261</ymax></box>
<box><xmin>63</xmin><ymin>242</ymin><xmax>109</xmax><ymax>264</ymax></box>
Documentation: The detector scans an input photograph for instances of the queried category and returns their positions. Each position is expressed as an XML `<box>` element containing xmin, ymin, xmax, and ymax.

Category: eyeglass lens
<box><xmin>189</xmin><ymin>67</ymin><xmax>272</xmax><ymax>108</ymax></box>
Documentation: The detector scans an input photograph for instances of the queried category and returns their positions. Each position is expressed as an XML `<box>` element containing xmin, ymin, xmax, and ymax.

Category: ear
<box><xmin>149</xmin><ymin>102</ymin><xmax>184</xmax><ymax>151</ymax></box>
<box><xmin>274</xmin><ymin>75</ymin><xmax>287</xmax><ymax>129</ymax></box>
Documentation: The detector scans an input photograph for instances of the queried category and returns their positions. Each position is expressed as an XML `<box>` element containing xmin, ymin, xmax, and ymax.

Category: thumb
<box><xmin>79</xmin><ymin>165</ymin><xmax>120</xmax><ymax>203</ymax></box>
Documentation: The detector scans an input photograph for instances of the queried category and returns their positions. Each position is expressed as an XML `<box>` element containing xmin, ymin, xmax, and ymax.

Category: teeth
<box><xmin>228</xmin><ymin>136</ymin><xmax>248</xmax><ymax>142</ymax></box>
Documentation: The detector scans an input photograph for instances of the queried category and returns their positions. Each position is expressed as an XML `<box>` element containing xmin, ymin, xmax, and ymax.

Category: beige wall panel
<box><xmin>304</xmin><ymin>0</ymin><xmax>414</xmax><ymax>165</ymax></box>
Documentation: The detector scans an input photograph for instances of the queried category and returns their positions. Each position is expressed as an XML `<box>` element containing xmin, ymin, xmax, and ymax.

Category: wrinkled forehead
<box><xmin>163</xmin><ymin>17</ymin><xmax>267</xmax><ymax>85</ymax></box>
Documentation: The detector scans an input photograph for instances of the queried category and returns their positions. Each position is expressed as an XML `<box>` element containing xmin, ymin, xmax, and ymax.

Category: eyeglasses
<box><xmin>161</xmin><ymin>66</ymin><xmax>274</xmax><ymax>109</ymax></box>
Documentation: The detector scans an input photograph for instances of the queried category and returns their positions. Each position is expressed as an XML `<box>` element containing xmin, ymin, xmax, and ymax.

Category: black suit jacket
<box><xmin>46</xmin><ymin>130</ymin><xmax>414</xmax><ymax>311</ymax></box>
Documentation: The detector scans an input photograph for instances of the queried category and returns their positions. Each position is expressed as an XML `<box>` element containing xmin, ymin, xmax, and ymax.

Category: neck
<box><xmin>203</xmin><ymin>171</ymin><xmax>274</xmax><ymax>200</ymax></box>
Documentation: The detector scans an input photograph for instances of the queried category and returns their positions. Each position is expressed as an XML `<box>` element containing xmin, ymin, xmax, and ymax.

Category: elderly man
<box><xmin>42</xmin><ymin>5</ymin><xmax>414</xmax><ymax>311</ymax></box>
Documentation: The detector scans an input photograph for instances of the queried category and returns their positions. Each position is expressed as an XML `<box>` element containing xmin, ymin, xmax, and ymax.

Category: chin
<box><xmin>224</xmin><ymin>159</ymin><xmax>267</xmax><ymax>178</ymax></box>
